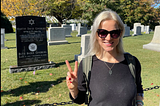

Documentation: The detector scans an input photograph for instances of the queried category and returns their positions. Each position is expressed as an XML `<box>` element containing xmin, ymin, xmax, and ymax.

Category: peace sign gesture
<box><xmin>65</xmin><ymin>60</ymin><xmax>79</xmax><ymax>98</ymax></box>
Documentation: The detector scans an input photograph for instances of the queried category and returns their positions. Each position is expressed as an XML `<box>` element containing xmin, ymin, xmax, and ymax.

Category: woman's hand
<box><xmin>65</xmin><ymin>60</ymin><xmax>79</xmax><ymax>98</ymax></box>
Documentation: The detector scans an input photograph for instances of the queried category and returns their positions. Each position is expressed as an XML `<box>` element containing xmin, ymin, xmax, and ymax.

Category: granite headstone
<box><xmin>143</xmin><ymin>26</ymin><xmax>160</xmax><ymax>52</ymax></box>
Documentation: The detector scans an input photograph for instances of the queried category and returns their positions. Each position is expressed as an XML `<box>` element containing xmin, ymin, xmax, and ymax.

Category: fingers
<box><xmin>65</xmin><ymin>60</ymin><xmax>73</xmax><ymax>72</ymax></box>
<box><xmin>74</xmin><ymin>61</ymin><xmax>78</xmax><ymax>77</ymax></box>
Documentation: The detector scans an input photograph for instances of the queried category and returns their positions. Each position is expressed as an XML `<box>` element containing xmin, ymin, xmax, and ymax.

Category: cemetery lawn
<box><xmin>1</xmin><ymin>31</ymin><xmax>160</xmax><ymax>106</ymax></box>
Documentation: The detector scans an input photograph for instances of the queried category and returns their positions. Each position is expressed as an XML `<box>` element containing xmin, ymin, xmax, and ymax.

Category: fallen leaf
<box><xmin>59</xmin><ymin>94</ymin><xmax>61</xmax><ymax>97</ymax></box>
<box><xmin>20</xmin><ymin>96</ymin><xmax>23</xmax><ymax>100</ymax></box>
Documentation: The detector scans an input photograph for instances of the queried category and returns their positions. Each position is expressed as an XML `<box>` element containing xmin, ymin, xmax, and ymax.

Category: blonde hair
<box><xmin>87</xmin><ymin>9</ymin><xmax>125</xmax><ymax>57</ymax></box>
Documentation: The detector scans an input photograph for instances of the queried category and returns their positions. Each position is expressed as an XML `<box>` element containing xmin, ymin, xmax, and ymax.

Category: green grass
<box><xmin>1</xmin><ymin>31</ymin><xmax>160</xmax><ymax>106</ymax></box>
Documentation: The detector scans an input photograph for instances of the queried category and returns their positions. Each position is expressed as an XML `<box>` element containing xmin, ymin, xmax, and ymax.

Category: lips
<box><xmin>104</xmin><ymin>42</ymin><xmax>114</xmax><ymax>46</ymax></box>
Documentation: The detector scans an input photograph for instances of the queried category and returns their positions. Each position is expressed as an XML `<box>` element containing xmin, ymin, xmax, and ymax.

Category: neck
<box><xmin>96</xmin><ymin>51</ymin><xmax>124</xmax><ymax>63</ymax></box>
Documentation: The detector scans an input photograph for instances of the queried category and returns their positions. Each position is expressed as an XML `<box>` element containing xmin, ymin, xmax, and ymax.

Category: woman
<box><xmin>65</xmin><ymin>9</ymin><xmax>144</xmax><ymax>106</ymax></box>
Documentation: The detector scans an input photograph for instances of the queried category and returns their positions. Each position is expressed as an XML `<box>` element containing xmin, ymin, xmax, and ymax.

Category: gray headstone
<box><xmin>64</xmin><ymin>27</ymin><xmax>72</xmax><ymax>37</ymax></box>
<box><xmin>48</xmin><ymin>27</ymin><xmax>68</xmax><ymax>45</ymax></box>
<box><xmin>124</xmin><ymin>25</ymin><xmax>131</xmax><ymax>37</ymax></box>
<box><xmin>75</xmin><ymin>34</ymin><xmax>90</xmax><ymax>62</ymax></box>
<box><xmin>76</xmin><ymin>27</ymin><xmax>87</xmax><ymax>37</ymax></box>
<box><xmin>132</xmin><ymin>26</ymin><xmax>141</xmax><ymax>36</ymax></box>
<box><xmin>143</xmin><ymin>25</ymin><xmax>160</xmax><ymax>52</ymax></box>
<box><xmin>61</xmin><ymin>24</ymin><xmax>72</xmax><ymax>37</ymax></box>
<box><xmin>1</xmin><ymin>28</ymin><xmax>7</xmax><ymax>49</ymax></box>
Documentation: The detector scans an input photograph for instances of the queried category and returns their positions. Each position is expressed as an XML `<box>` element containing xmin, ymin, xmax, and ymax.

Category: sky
<box><xmin>154</xmin><ymin>3</ymin><xmax>160</xmax><ymax>8</ymax></box>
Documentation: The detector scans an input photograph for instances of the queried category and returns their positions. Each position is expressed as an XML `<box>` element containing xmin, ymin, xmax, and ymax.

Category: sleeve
<box><xmin>134</xmin><ymin>56</ymin><xmax>143</xmax><ymax>93</ymax></box>
<box><xmin>69</xmin><ymin>60</ymin><xmax>87</xmax><ymax>104</ymax></box>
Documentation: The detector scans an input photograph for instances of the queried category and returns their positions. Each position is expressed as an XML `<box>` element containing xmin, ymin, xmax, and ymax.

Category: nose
<box><xmin>105</xmin><ymin>33</ymin><xmax>112</xmax><ymax>40</ymax></box>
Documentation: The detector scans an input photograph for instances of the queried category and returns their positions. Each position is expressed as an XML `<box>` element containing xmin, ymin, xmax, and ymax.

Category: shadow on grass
<box><xmin>6</xmin><ymin>39</ymin><xmax>16</xmax><ymax>41</ymax></box>
<box><xmin>3</xmin><ymin>100</ymin><xmax>41</xmax><ymax>106</ymax></box>
<box><xmin>57</xmin><ymin>60</ymin><xmax>75</xmax><ymax>67</ymax></box>
<box><xmin>67</xmin><ymin>41</ymin><xmax>81</xmax><ymax>44</ymax></box>
<box><xmin>8</xmin><ymin>47</ymin><xmax>17</xmax><ymax>49</ymax></box>
<box><xmin>1</xmin><ymin>77</ymin><xmax>66</xmax><ymax>97</ymax></box>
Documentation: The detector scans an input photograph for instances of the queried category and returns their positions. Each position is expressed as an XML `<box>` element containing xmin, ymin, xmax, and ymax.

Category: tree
<box><xmin>1</xmin><ymin>11</ymin><xmax>13</xmax><ymax>33</ymax></box>
<box><xmin>1</xmin><ymin>0</ymin><xmax>48</xmax><ymax>17</ymax></box>
<box><xmin>46</xmin><ymin>0</ymin><xmax>84</xmax><ymax>25</ymax></box>
<box><xmin>81</xmin><ymin>0</ymin><xmax>159</xmax><ymax>29</ymax></box>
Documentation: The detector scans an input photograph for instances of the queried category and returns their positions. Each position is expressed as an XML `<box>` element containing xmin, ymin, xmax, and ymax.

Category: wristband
<box><xmin>137</xmin><ymin>102</ymin><xmax>143</xmax><ymax>106</ymax></box>
<box><xmin>136</xmin><ymin>100</ymin><xmax>144</xmax><ymax>105</ymax></box>
<box><xmin>137</xmin><ymin>93</ymin><xmax>144</xmax><ymax>97</ymax></box>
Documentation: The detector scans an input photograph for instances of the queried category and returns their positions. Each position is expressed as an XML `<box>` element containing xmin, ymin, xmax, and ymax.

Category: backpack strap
<box><xmin>124</xmin><ymin>52</ymin><xmax>136</xmax><ymax>81</ymax></box>
<box><xmin>82</xmin><ymin>55</ymin><xmax>92</xmax><ymax>105</ymax></box>
<box><xmin>124</xmin><ymin>52</ymin><xmax>136</xmax><ymax>106</ymax></box>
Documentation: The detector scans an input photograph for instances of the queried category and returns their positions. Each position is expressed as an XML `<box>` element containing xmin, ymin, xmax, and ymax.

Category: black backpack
<box><xmin>82</xmin><ymin>53</ymin><xmax>136</xmax><ymax>105</ymax></box>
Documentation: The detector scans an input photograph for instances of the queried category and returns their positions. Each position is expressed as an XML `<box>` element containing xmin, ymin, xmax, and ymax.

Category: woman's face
<box><xmin>96</xmin><ymin>20</ymin><xmax>121</xmax><ymax>53</ymax></box>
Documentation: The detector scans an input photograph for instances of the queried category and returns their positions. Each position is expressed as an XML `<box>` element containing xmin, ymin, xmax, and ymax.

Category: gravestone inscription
<box><xmin>15</xmin><ymin>16</ymin><xmax>48</xmax><ymax>66</ymax></box>
<box><xmin>9</xmin><ymin>16</ymin><xmax>56</xmax><ymax>73</ymax></box>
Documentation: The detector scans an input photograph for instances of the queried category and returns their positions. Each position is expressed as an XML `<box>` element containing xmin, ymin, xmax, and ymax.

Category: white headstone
<box><xmin>1</xmin><ymin>28</ymin><xmax>7</xmax><ymax>49</ymax></box>
<box><xmin>75</xmin><ymin>34</ymin><xmax>90</xmax><ymax>62</ymax></box>
<box><xmin>143</xmin><ymin>25</ymin><xmax>160</xmax><ymax>52</ymax></box>
<box><xmin>77</xmin><ymin>23</ymin><xmax>81</xmax><ymax>31</ymax></box>
<box><xmin>133</xmin><ymin>23</ymin><xmax>141</xmax><ymax>32</ymax></box>
<box><xmin>76</xmin><ymin>27</ymin><xmax>87</xmax><ymax>37</ymax></box>
<box><xmin>141</xmin><ymin>25</ymin><xmax>144</xmax><ymax>32</ymax></box>
<box><xmin>90</xmin><ymin>26</ymin><xmax>93</xmax><ymax>31</ymax></box>
<box><xmin>48</xmin><ymin>27</ymin><xmax>68</xmax><ymax>45</ymax></box>
<box><xmin>145</xmin><ymin>26</ymin><xmax>150</xmax><ymax>34</ymax></box>
<box><xmin>70</xmin><ymin>24</ymin><xmax>76</xmax><ymax>31</ymax></box>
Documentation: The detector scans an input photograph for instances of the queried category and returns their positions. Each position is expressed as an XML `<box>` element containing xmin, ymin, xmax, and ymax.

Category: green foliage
<box><xmin>80</xmin><ymin>0</ymin><xmax>159</xmax><ymax>29</ymax></box>
<box><xmin>1</xmin><ymin>11</ymin><xmax>13</xmax><ymax>33</ymax></box>
<box><xmin>46</xmin><ymin>0</ymin><xmax>83</xmax><ymax>25</ymax></box>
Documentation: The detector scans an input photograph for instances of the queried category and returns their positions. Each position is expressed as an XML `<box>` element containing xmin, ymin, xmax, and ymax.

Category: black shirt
<box><xmin>70</xmin><ymin>55</ymin><xmax>143</xmax><ymax>106</ymax></box>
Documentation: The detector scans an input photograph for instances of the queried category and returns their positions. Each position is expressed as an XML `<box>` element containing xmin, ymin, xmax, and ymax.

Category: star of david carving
<box><xmin>29</xmin><ymin>19</ymin><xmax>35</xmax><ymax>25</ymax></box>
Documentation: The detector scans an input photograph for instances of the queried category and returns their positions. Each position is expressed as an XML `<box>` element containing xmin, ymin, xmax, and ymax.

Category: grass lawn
<box><xmin>1</xmin><ymin>31</ymin><xmax>160</xmax><ymax>106</ymax></box>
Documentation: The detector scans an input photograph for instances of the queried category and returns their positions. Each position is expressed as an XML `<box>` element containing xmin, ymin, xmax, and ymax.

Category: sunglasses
<box><xmin>97</xmin><ymin>29</ymin><xmax>121</xmax><ymax>39</ymax></box>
